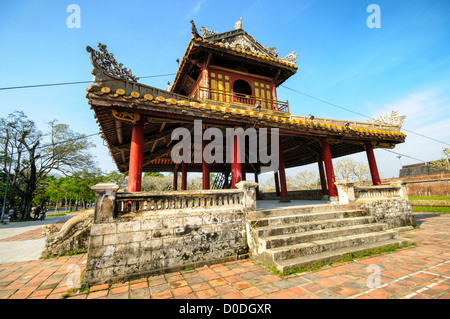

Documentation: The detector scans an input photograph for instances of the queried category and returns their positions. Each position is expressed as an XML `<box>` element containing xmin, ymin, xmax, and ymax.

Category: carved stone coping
<box><xmin>90</xmin><ymin>181</ymin><xmax>259</xmax><ymax>223</ymax></box>
<box><xmin>335</xmin><ymin>180</ymin><xmax>408</xmax><ymax>204</ymax></box>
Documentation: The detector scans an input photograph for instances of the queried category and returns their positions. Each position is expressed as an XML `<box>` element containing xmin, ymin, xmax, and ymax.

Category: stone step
<box><xmin>249</xmin><ymin>209</ymin><xmax>367</xmax><ymax>228</ymax></box>
<box><xmin>266</xmin><ymin>229</ymin><xmax>399</xmax><ymax>262</ymax></box>
<box><xmin>274</xmin><ymin>238</ymin><xmax>411</xmax><ymax>274</ymax></box>
<box><xmin>260</xmin><ymin>223</ymin><xmax>388</xmax><ymax>249</ymax></box>
<box><xmin>254</xmin><ymin>216</ymin><xmax>377</xmax><ymax>238</ymax></box>
<box><xmin>249</xmin><ymin>203</ymin><xmax>359</xmax><ymax>219</ymax></box>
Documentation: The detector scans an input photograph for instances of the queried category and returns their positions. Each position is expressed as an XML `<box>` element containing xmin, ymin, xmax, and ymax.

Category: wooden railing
<box><xmin>192</xmin><ymin>86</ymin><xmax>289</xmax><ymax>113</ymax></box>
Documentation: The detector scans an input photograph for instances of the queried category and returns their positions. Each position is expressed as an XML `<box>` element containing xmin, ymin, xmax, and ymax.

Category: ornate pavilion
<box><xmin>86</xmin><ymin>19</ymin><xmax>406</xmax><ymax>202</ymax></box>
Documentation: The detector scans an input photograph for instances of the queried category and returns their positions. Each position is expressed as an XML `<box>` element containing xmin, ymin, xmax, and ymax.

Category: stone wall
<box><xmin>82</xmin><ymin>182</ymin><xmax>257</xmax><ymax>286</ymax></box>
<box><xmin>335</xmin><ymin>180</ymin><xmax>416</xmax><ymax>229</ymax></box>
<box><xmin>356</xmin><ymin>198</ymin><xmax>416</xmax><ymax>229</ymax></box>
<box><xmin>382</xmin><ymin>173</ymin><xmax>450</xmax><ymax>197</ymax></box>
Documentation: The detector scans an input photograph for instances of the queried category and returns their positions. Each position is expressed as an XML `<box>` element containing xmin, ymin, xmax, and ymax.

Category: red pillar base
<box><xmin>173</xmin><ymin>168</ymin><xmax>178</xmax><ymax>191</ymax></box>
<box><xmin>278</xmin><ymin>138</ymin><xmax>290</xmax><ymax>203</ymax></box>
<box><xmin>254</xmin><ymin>172</ymin><xmax>260</xmax><ymax>200</ymax></box>
<box><xmin>366</xmin><ymin>142</ymin><xmax>381</xmax><ymax>186</ymax></box>
<box><xmin>320</xmin><ymin>138</ymin><xmax>337</xmax><ymax>200</ymax></box>
<box><xmin>274</xmin><ymin>172</ymin><xmax>281</xmax><ymax>196</ymax></box>
<box><xmin>231</xmin><ymin>135</ymin><xmax>242</xmax><ymax>189</ymax></box>
<box><xmin>318</xmin><ymin>155</ymin><xmax>329</xmax><ymax>199</ymax></box>
<box><xmin>127</xmin><ymin>117</ymin><xmax>145</xmax><ymax>192</ymax></box>
<box><xmin>202</xmin><ymin>136</ymin><xmax>210</xmax><ymax>190</ymax></box>
<box><xmin>181</xmin><ymin>161</ymin><xmax>187</xmax><ymax>191</ymax></box>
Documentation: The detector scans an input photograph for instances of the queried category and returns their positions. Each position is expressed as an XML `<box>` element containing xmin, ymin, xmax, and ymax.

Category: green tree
<box><xmin>0</xmin><ymin>111</ymin><xmax>96</xmax><ymax>218</ymax></box>
<box><xmin>103</xmin><ymin>170</ymin><xmax>128</xmax><ymax>190</ymax></box>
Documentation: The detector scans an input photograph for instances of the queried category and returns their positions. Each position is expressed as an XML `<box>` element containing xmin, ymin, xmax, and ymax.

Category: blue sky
<box><xmin>1</xmin><ymin>0</ymin><xmax>449</xmax><ymax>182</ymax></box>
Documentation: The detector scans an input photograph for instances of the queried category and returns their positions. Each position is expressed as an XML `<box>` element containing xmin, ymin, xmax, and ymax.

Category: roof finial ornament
<box><xmin>190</xmin><ymin>19</ymin><xmax>202</xmax><ymax>39</ymax></box>
<box><xmin>368</xmin><ymin>111</ymin><xmax>406</xmax><ymax>127</ymax></box>
<box><xmin>235</xmin><ymin>17</ymin><xmax>242</xmax><ymax>29</ymax></box>
<box><xmin>86</xmin><ymin>42</ymin><xmax>139</xmax><ymax>82</ymax></box>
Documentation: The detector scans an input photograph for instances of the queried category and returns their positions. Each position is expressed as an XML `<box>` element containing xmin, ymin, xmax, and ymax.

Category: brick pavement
<box><xmin>0</xmin><ymin>212</ymin><xmax>449</xmax><ymax>299</ymax></box>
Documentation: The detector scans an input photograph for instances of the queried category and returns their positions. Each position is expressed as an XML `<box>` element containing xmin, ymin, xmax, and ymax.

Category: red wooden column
<box><xmin>254</xmin><ymin>171</ymin><xmax>261</xmax><ymax>200</ymax></box>
<box><xmin>181</xmin><ymin>161</ymin><xmax>187</xmax><ymax>191</ymax></box>
<box><xmin>173</xmin><ymin>167</ymin><xmax>178</xmax><ymax>191</ymax></box>
<box><xmin>127</xmin><ymin>116</ymin><xmax>145</xmax><ymax>192</ymax></box>
<box><xmin>202</xmin><ymin>134</ymin><xmax>210</xmax><ymax>190</ymax></box>
<box><xmin>320</xmin><ymin>138</ymin><xmax>337</xmax><ymax>199</ymax></box>
<box><xmin>318</xmin><ymin>155</ymin><xmax>328</xmax><ymax>198</ymax></box>
<box><xmin>365</xmin><ymin>142</ymin><xmax>381</xmax><ymax>185</ymax></box>
<box><xmin>274</xmin><ymin>172</ymin><xmax>281</xmax><ymax>196</ymax></box>
<box><xmin>200</xmin><ymin>61</ymin><xmax>210</xmax><ymax>99</ymax></box>
<box><xmin>278</xmin><ymin>137</ymin><xmax>290</xmax><ymax>202</ymax></box>
<box><xmin>271</xmin><ymin>84</ymin><xmax>278</xmax><ymax>111</ymax></box>
<box><xmin>231</xmin><ymin>135</ymin><xmax>242</xmax><ymax>189</ymax></box>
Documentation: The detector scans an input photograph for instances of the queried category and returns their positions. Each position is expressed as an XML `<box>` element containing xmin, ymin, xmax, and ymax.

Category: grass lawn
<box><xmin>409</xmin><ymin>196</ymin><xmax>450</xmax><ymax>200</ymax></box>
<box><xmin>412</xmin><ymin>206</ymin><xmax>450</xmax><ymax>213</ymax></box>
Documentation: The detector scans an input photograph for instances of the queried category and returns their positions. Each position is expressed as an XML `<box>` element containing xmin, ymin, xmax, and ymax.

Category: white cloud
<box><xmin>184</xmin><ymin>0</ymin><xmax>207</xmax><ymax>21</ymax></box>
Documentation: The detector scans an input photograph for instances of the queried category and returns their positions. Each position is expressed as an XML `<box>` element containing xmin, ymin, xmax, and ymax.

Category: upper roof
<box><xmin>198</xmin><ymin>18</ymin><xmax>298</xmax><ymax>64</ymax></box>
<box><xmin>170</xmin><ymin>19</ymin><xmax>298</xmax><ymax>95</ymax></box>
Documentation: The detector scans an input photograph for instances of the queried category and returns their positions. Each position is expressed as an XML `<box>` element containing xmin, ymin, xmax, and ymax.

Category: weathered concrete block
<box><xmin>357</xmin><ymin>198</ymin><xmax>416</xmax><ymax>228</ymax></box>
<box><xmin>140</xmin><ymin>219</ymin><xmax>162</xmax><ymax>232</ymax></box>
<box><xmin>152</xmin><ymin>228</ymin><xmax>173</xmax><ymax>239</ymax></box>
<box><xmin>183</xmin><ymin>215</ymin><xmax>203</xmax><ymax>227</ymax></box>
<box><xmin>91</xmin><ymin>223</ymin><xmax>116</xmax><ymax>236</ymax></box>
<box><xmin>161</xmin><ymin>217</ymin><xmax>184</xmax><ymax>229</ymax></box>
<box><xmin>117</xmin><ymin>221</ymin><xmax>141</xmax><ymax>233</ymax></box>
<box><xmin>89</xmin><ymin>235</ymin><xmax>103</xmax><ymax>247</ymax></box>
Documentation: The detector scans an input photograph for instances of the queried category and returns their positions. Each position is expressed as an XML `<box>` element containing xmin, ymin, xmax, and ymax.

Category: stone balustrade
<box><xmin>82</xmin><ymin>181</ymin><xmax>258</xmax><ymax>286</ymax></box>
<box><xmin>335</xmin><ymin>180</ymin><xmax>415</xmax><ymax>229</ymax></box>
<box><xmin>115</xmin><ymin>189</ymin><xmax>244</xmax><ymax>215</ymax></box>
<box><xmin>335</xmin><ymin>180</ymin><xmax>407</xmax><ymax>204</ymax></box>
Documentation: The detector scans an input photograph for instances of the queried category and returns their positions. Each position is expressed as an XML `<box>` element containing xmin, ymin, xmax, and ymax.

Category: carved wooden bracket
<box><xmin>112</xmin><ymin>110</ymin><xmax>141</xmax><ymax>124</ymax></box>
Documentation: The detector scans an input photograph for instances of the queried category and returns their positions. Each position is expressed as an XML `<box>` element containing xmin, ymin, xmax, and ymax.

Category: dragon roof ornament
<box><xmin>195</xmin><ymin>18</ymin><xmax>298</xmax><ymax>64</ymax></box>
<box><xmin>280</xmin><ymin>51</ymin><xmax>298</xmax><ymax>64</ymax></box>
<box><xmin>86</xmin><ymin>43</ymin><xmax>139</xmax><ymax>82</ymax></box>
<box><xmin>200</xmin><ymin>26</ymin><xmax>217</xmax><ymax>37</ymax></box>
<box><xmin>368</xmin><ymin>111</ymin><xmax>406</xmax><ymax>127</ymax></box>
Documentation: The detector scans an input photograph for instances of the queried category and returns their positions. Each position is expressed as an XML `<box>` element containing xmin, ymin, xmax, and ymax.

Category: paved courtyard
<box><xmin>0</xmin><ymin>211</ymin><xmax>449</xmax><ymax>300</ymax></box>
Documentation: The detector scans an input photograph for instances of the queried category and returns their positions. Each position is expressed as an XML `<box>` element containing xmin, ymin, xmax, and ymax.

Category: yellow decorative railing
<box><xmin>192</xmin><ymin>86</ymin><xmax>289</xmax><ymax>113</ymax></box>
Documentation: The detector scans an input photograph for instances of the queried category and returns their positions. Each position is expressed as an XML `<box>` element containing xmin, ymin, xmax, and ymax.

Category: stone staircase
<box><xmin>246</xmin><ymin>203</ymin><xmax>410</xmax><ymax>274</ymax></box>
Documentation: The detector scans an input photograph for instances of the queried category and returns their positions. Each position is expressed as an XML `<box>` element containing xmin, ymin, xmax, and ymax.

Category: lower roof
<box><xmin>86</xmin><ymin>78</ymin><xmax>405</xmax><ymax>175</ymax></box>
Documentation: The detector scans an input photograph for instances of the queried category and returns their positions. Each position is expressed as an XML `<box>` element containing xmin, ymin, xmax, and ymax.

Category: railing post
<box><xmin>335</xmin><ymin>180</ymin><xmax>355</xmax><ymax>204</ymax></box>
<box><xmin>91</xmin><ymin>183</ymin><xmax>120</xmax><ymax>223</ymax></box>
<box><xmin>390</xmin><ymin>180</ymin><xmax>408</xmax><ymax>199</ymax></box>
<box><xmin>236</xmin><ymin>181</ymin><xmax>258</xmax><ymax>212</ymax></box>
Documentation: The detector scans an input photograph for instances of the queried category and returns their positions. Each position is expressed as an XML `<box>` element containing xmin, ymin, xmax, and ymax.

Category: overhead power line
<box><xmin>382</xmin><ymin>149</ymin><xmax>426</xmax><ymax>164</ymax></box>
<box><xmin>0</xmin><ymin>73</ymin><xmax>177</xmax><ymax>91</ymax></box>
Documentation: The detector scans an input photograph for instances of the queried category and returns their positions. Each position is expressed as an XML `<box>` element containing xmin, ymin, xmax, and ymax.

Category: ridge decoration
<box><xmin>86</xmin><ymin>43</ymin><xmax>139</xmax><ymax>82</ymax></box>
